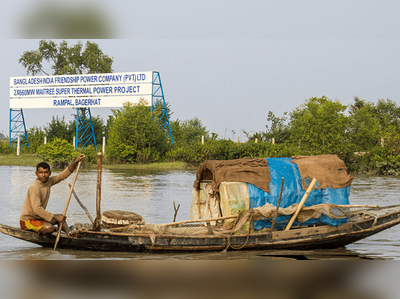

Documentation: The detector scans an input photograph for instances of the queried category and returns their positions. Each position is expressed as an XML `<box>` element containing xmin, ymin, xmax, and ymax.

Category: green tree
<box><xmin>19</xmin><ymin>40</ymin><xmax>113</xmax><ymax>75</ymax></box>
<box><xmin>44</xmin><ymin>115</ymin><xmax>72</xmax><ymax>143</ymax></box>
<box><xmin>348</xmin><ymin>97</ymin><xmax>400</xmax><ymax>152</ymax></box>
<box><xmin>289</xmin><ymin>96</ymin><xmax>349</xmax><ymax>155</ymax></box>
<box><xmin>107</xmin><ymin>99</ymin><xmax>169</xmax><ymax>163</ymax></box>
<box><xmin>170</xmin><ymin>117</ymin><xmax>209</xmax><ymax>145</ymax></box>
<box><xmin>264</xmin><ymin>111</ymin><xmax>291</xmax><ymax>143</ymax></box>
<box><xmin>373</xmin><ymin>98</ymin><xmax>400</xmax><ymax>130</ymax></box>
<box><xmin>348</xmin><ymin>97</ymin><xmax>380</xmax><ymax>151</ymax></box>
<box><xmin>0</xmin><ymin>140</ymin><xmax>11</xmax><ymax>154</ymax></box>
<box><xmin>27</xmin><ymin>126</ymin><xmax>46</xmax><ymax>153</ymax></box>
<box><xmin>37</xmin><ymin>138</ymin><xmax>75</xmax><ymax>168</ymax></box>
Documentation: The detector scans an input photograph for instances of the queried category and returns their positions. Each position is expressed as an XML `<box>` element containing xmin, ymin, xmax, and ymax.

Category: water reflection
<box><xmin>1</xmin><ymin>166</ymin><xmax>400</xmax><ymax>259</ymax></box>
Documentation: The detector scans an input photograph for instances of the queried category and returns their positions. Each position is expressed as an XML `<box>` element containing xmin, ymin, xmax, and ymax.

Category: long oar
<box><xmin>54</xmin><ymin>161</ymin><xmax>82</xmax><ymax>250</ymax></box>
<box><xmin>284</xmin><ymin>177</ymin><xmax>317</xmax><ymax>231</ymax></box>
<box><xmin>67</xmin><ymin>182</ymin><xmax>94</xmax><ymax>225</ymax></box>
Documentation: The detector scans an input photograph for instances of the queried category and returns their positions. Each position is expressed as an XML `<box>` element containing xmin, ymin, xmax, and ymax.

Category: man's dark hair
<box><xmin>36</xmin><ymin>162</ymin><xmax>51</xmax><ymax>172</ymax></box>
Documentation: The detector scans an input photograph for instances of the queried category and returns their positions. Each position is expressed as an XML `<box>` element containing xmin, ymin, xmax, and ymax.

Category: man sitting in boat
<box><xmin>19</xmin><ymin>154</ymin><xmax>85</xmax><ymax>235</ymax></box>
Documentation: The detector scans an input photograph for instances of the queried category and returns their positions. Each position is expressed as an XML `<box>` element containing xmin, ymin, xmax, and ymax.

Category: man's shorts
<box><xmin>20</xmin><ymin>219</ymin><xmax>44</xmax><ymax>232</ymax></box>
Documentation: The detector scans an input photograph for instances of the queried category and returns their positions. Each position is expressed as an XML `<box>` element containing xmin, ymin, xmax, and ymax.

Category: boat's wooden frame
<box><xmin>1</xmin><ymin>205</ymin><xmax>400</xmax><ymax>253</ymax></box>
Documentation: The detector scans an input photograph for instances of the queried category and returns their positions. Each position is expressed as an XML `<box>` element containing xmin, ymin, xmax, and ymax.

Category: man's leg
<box><xmin>50</xmin><ymin>218</ymin><xmax>70</xmax><ymax>234</ymax></box>
<box><xmin>20</xmin><ymin>219</ymin><xmax>53</xmax><ymax>234</ymax></box>
<box><xmin>39</xmin><ymin>221</ymin><xmax>55</xmax><ymax>234</ymax></box>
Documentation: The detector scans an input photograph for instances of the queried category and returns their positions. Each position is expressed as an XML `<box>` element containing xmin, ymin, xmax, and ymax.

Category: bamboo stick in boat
<box><xmin>335</xmin><ymin>204</ymin><xmax>380</xmax><ymax>208</ymax></box>
<box><xmin>285</xmin><ymin>177</ymin><xmax>317</xmax><ymax>231</ymax></box>
<box><xmin>161</xmin><ymin>215</ymin><xmax>239</xmax><ymax>227</ymax></box>
<box><xmin>67</xmin><ymin>182</ymin><xmax>94</xmax><ymax>225</ymax></box>
<box><xmin>270</xmin><ymin>177</ymin><xmax>284</xmax><ymax>233</ymax></box>
<box><xmin>107</xmin><ymin>215</ymin><xmax>240</xmax><ymax>232</ymax></box>
<box><xmin>54</xmin><ymin>161</ymin><xmax>81</xmax><ymax>250</ymax></box>
<box><xmin>93</xmin><ymin>152</ymin><xmax>102</xmax><ymax>231</ymax></box>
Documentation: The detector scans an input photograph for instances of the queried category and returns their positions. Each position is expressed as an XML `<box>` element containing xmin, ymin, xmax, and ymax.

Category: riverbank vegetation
<box><xmin>3</xmin><ymin>96</ymin><xmax>400</xmax><ymax>175</ymax></box>
<box><xmin>6</xmin><ymin>40</ymin><xmax>400</xmax><ymax>174</ymax></box>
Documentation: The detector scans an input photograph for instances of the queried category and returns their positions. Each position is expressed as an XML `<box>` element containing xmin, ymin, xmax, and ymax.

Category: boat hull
<box><xmin>2</xmin><ymin>205</ymin><xmax>400</xmax><ymax>253</ymax></box>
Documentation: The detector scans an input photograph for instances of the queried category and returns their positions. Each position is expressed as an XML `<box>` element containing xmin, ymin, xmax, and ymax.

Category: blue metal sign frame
<box><xmin>9</xmin><ymin>108</ymin><xmax>29</xmax><ymax>149</ymax></box>
<box><xmin>151</xmin><ymin>71</ymin><xmax>174</xmax><ymax>144</ymax></box>
<box><xmin>76</xmin><ymin>107</ymin><xmax>97</xmax><ymax>150</ymax></box>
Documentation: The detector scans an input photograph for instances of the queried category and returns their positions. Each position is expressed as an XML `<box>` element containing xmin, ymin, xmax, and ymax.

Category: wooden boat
<box><xmin>2</xmin><ymin>155</ymin><xmax>399</xmax><ymax>253</ymax></box>
<box><xmin>1</xmin><ymin>204</ymin><xmax>400</xmax><ymax>252</ymax></box>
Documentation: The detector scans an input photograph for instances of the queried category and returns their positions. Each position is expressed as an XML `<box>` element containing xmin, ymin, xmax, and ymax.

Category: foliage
<box><xmin>0</xmin><ymin>132</ymin><xmax>7</xmax><ymax>140</ymax></box>
<box><xmin>347</xmin><ymin>97</ymin><xmax>380</xmax><ymax>152</ymax></box>
<box><xmin>264</xmin><ymin>111</ymin><xmax>291</xmax><ymax>143</ymax></box>
<box><xmin>364</xmin><ymin>125</ymin><xmax>400</xmax><ymax>175</ymax></box>
<box><xmin>19</xmin><ymin>40</ymin><xmax>113</xmax><ymax>76</ymax></box>
<box><xmin>0</xmin><ymin>140</ymin><xmax>11</xmax><ymax>154</ymax></box>
<box><xmin>44</xmin><ymin>116</ymin><xmax>72</xmax><ymax>143</ymax></box>
<box><xmin>26</xmin><ymin>126</ymin><xmax>45</xmax><ymax>153</ymax></box>
<box><xmin>39</xmin><ymin>113</ymin><xmax>106</xmax><ymax>147</ymax></box>
<box><xmin>6</xmin><ymin>84</ymin><xmax>400</xmax><ymax>176</ymax></box>
<box><xmin>165</xmin><ymin>139</ymin><xmax>301</xmax><ymax>165</ymax></box>
<box><xmin>37</xmin><ymin>138</ymin><xmax>75</xmax><ymax>169</ymax></box>
<box><xmin>107</xmin><ymin>99</ymin><xmax>169</xmax><ymax>163</ymax></box>
<box><xmin>373</xmin><ymin>98</ymin><xmax>400</xmax><ymax>130</ymax></box>
<box><xmin>170</xmin><ymin>117</ymin><xmax>209</xmax><ymax>145</ymax></box>
<box><xmin>79</xmin><ymin>145</ymin><xmax>98</xmax><ymax>165</ymax></box>
<box><xmin>289</xmin><ymin>96</ymin><xmax>349</xmax><ymax>155</ymax></box>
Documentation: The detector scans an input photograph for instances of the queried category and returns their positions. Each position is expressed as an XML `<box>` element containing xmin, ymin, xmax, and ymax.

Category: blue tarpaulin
<box><xmin>248</xmin><ymin>158</ymin><xmax>350</xmax><ymax>230</ymax></box>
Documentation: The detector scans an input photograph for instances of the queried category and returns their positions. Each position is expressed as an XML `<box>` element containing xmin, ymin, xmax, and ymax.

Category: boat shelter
<box><xmin>191</xmin><ymin>155</ymin><xmax>354</xmax><ymax>232</ymax></box>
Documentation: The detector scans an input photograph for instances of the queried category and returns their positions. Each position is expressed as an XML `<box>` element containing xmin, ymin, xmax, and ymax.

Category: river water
<box><xmin>0</xmin><ymin>165</ymin><xmax>399</xmax><ymax>260</ymax></box>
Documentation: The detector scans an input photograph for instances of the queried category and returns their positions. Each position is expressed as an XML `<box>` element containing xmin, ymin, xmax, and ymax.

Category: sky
<box><xmin>1</xmin><ymin>1</ymin><xmax>400</xmax><ymax>141</ymax></box>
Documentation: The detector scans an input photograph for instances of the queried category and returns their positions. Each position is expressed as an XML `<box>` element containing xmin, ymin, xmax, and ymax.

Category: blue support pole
<box><xmin>9</xmin><ymin>108</ymin><xmax>29</xmax><ymax>149</ymax></box>
<box><xmin>76</xmin><ymin>107</ymin><xmax>97</xmax><ymax>150</ymax></box>
<box><xmin>151</xmin><ymin>71</ymin><xmax>174</xmax><ymax>144</ymax></box>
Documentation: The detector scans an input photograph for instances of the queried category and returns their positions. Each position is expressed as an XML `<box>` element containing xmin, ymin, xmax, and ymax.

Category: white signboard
<box><xmin>10</xmin><ymin>71</ymin><xmax>154</xmax><ymax>109</ymax></box>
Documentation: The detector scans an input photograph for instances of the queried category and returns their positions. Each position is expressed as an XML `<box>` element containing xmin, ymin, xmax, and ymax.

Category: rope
<box><xmin>225</xmin><ymin>214</ymin><xmax>253</xmax><ymax>251</ymax></box>
<box><xmin>363</xmin><ymin>212</ymin><xmax>379</xmax><ymax>228</ymax></box>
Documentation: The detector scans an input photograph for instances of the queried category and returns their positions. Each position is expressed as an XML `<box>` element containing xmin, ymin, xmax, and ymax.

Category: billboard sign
<box><xmin>10</xmin><ymin>71</ymin><xmax>153</xmax><ymax>109</ymax></box>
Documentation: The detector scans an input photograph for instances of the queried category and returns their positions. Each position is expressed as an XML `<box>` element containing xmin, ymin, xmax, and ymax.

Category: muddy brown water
<box><xmin>0</xmin><ymin>165</ymin><xmax>399</xmax><ymax>260</ymax></box>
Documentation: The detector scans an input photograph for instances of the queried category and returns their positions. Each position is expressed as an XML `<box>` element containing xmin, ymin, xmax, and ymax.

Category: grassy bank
<box><xmin>0</xmin><ymin>153</ymin><xmax>42</xmax><ymax>167</ymax></box>
<box><xmin>0</xmin><ymin>153</ymin><xmax>195</xmax><ymax>171</ymax></box>
<box><xmin>103</xmin><ymin>161</ymin><xmax>195</xmax><ymax>171</ymax></box>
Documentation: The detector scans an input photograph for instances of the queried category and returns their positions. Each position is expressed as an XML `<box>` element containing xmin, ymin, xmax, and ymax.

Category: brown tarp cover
<box><xmin>194</xmin><ymin>158</ymin><xmax>270</xmax><ymax>194</ymax></box>
<box><xmin>291</xmin><ymin>154</ymin><xmax>354</xmax><ymax>190</ymax></box>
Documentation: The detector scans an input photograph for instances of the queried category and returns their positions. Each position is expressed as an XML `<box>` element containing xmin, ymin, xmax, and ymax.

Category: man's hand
<box><xmin>68</xmin><ymin>153</ymin><xmax>85</xmax><ymax>172</ymax></box>
<box><xmin>75</xmin><ymin>153</ymin><xmax>86</xmax><ymax>163</ymax></box>
<box><xmin>53</xmin><ymin>214</ymin><xmax>66</xmax><ymax>223</ymax></box>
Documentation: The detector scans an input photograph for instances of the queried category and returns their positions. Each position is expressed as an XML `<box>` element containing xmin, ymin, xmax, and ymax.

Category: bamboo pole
<box><xmin>109</xmin><ymin>214</ymin><xmax>240</xmax><ymax>232</ymax></box>
<box><xmin>270</xmin><ymin>178</ymin><xmax>284</xmax><ymax>233</ymax></box>
<box><xmin>284</xmin><ymin>178</ymin><xmax>317</xmax><ymax>231</ymax></box>
<box><xmin>93</xmin><ymin>152</ymin><xmax>102</xmax><ymax>231</ymax></box>
<box><xmin>160</xmin><ymin>214</ymin><xmax>239</xmax><ymax>227</ymax></box>
<box><xmin>336</xmin><ymin>204</ymin><xmax>379</xmax><ymax>208</ymax></box>
<box><xmin>67</xmin><ymin>182</ymin><xmax>94</xmax><ymax>225</ymax></box>
<box><xmin>54</xmin><ymin>161</ymin><xmax>81</xmax><ymax>250</ymax></box>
